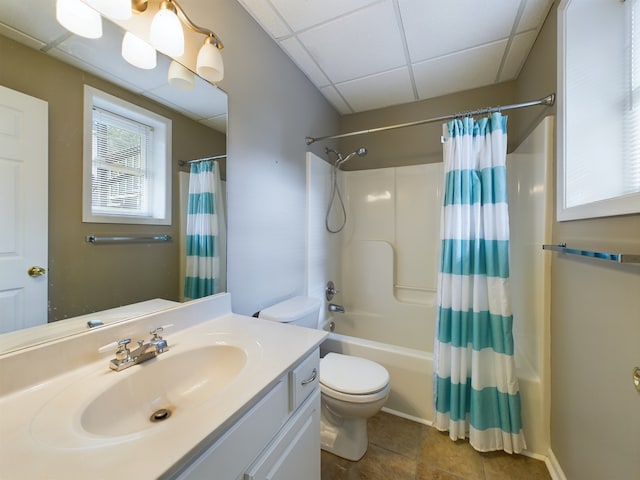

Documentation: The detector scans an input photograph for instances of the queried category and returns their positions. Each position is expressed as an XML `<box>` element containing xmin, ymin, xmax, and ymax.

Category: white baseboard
<box><xmin>545</xmin><ymin>449</ymin><xmax>568</xmax><ymax>480</ymax></box>
<box><xmin>381</xmin><ymin>406</ymin><xmax>431</xmax><ymax>426</ymax></box>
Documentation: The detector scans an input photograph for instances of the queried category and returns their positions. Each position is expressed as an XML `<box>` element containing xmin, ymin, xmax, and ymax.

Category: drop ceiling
<box><xmin>236</xmin><ymin>0</ymin><xmax>554</xmax><ymax>114</ymax></box>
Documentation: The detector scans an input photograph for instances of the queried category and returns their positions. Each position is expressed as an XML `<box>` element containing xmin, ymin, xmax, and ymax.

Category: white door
<box><xmin>0</xmin><ymin>85</ymin><xmax>48</xmax><ymax>333</ymax></box>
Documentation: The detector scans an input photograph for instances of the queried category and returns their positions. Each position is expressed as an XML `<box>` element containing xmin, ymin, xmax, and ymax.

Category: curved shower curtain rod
<box><xmin>305</xmin><ymin>93</ymin><xmax>555</xmax><ymax>145</ymax></box>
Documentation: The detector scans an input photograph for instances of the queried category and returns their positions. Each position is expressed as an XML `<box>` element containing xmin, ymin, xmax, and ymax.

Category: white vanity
<box><xmin>0</xmin><ymin>293</ymin><xmax>328</xmax><ymax>479</ymax></box>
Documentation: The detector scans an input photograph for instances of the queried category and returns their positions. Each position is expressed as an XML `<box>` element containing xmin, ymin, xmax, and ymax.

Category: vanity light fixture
<box><xmin>122</xmin><ymin>32</ymin><xmax>157</xmax><ymax>70</ymax></box>
<box><xmin>60</xmin><ymin>0</ymin><xmax>225</xmax><ymax>84</ymax></box>
<box><xmin>56</xmin><ymin>0</ymin><xmax>103</xmax><ymax>39</ymax></box>
<box><xmin>149</xmin><ymin>0</ymin><xmax>184</xmax><ymax>57</ymax></box>
<box><xmin>197</xmin><ymin>34</ymin><xmax>224</xmax><ymax>83</ymax></box>
<box><xmin>135</xmin><ymin>0</ymin><xmax>225</xmax><ymax>83</ymax></box>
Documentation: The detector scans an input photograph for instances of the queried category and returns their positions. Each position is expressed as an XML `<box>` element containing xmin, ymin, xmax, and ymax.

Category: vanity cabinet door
<box><xmin>176</xmin><ymin>379</ymin><xmax>288</xmax><ymax>480</ymax></box>
<box><xmin>244</xmin><ymin>389</ymin><xmax>320</xmax><ymax>480</ymax></box>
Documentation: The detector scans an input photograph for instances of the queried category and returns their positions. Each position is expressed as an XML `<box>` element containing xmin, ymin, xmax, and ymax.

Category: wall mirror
<box><xmin>558</xmin><ymin>0</ymin><xmax>640</xmax><ymax>220</ymax></box>
<box><xmin>0</xmin><ymin>0</ymin><xmax>227</xmax><ymax>353</ymax></box>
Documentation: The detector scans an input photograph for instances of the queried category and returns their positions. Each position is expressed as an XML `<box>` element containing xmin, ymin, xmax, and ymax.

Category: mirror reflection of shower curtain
<box><xmin>184</xmin><ymin>160</ymin><xmax>227</xmax><ymax>300</ymax></box>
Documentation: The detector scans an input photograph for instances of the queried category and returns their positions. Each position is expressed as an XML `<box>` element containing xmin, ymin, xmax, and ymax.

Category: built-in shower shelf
<box><xmin>542</xmin><ymin>243</ymin><xmax>640</xmax><ymax>265</ymax></box>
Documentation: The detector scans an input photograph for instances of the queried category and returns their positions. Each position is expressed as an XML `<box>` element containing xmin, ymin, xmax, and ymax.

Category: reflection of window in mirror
<box><xmin>558</xmin><ymin>0</ymin><xmax>640</xmax><ymax>220</ymax></box>
<box><xmin>82</xmin><ymin>85</ymin><xmax>172</xmax><ymax>225</ymax></box>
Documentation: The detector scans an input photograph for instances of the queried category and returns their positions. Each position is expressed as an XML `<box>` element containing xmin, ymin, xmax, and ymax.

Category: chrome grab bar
<box><xmin>86</xmin><ymin>235</ymin><xmax>172</xmax><ymax>244</ymax></box>
<box><xmin>542</xmin><ymin>243</ymin><xmax>640</xmax><ymax>265</ymax></box>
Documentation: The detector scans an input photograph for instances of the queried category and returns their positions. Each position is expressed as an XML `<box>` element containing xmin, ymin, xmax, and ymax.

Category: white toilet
<box><xmin>258</xmin><ymin>296</ymin><xmax>390</xmax><ymax>461</ymax></box>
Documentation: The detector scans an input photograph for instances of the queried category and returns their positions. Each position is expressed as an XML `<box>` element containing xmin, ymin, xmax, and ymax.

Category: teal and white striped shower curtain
<box><xmin>433</xmin><ymin>113</ymin><xmax>526</xmax><ymax>453</ymax></box>
<box><xmin>184</xmin><ymin>160</ymin><xmax>224</xmax><ymax>300</ymax></box>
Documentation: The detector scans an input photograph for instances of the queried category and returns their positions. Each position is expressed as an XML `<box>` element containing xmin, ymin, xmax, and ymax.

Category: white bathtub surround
<box><xmin>307</xmin><ymin>116</ymin><xmax>553</xmax><ymax>458</ymax></box>
<box><xmin>0</xmin><ymin>293</ymin><xmax>328</xmax><ymax>478</ymax></box>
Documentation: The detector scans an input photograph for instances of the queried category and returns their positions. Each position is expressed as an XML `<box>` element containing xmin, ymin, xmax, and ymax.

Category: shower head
<box><xmin>336</xmin><ymin>147</ymin><xmax>367</xmax><ymax>166</ymax></box>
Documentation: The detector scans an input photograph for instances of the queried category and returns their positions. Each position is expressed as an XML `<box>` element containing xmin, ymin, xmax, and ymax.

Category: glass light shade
<box><xmin>83</xmin><ymin>0</ymin><xmax>131</xmax><ymax>20</ymax></box>
<box><xmin>56</xmin><ymin>0</ymin><xmax>102</xmax><ymax>39</ymax></box>
<box><xmin>168</xmin><ymin>61</ymin><xmax>195</xmax><ymax>91</ymax></box>
<box><xmin>150</xmin><ymin>7</ymin><xmax>184</xmax><ymax>57</ymax></box>
<box><xmin>122</xmin><ymin>32</ymin><xmax>157</xmax><ymax>70</ymax></box>
<box><xmin>196</xmin><ymin>41</ymin><xmax>224</xmax><ymax>83</ymax></box>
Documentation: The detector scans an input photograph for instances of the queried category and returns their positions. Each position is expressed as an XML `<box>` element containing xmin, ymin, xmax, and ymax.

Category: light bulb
<box><xmin>122</xmin><ymin>32</ymin><xmax>157</xmax><ymax>70</ymax></box>
<box><xmin>150</xmin><ymin>1</ymin><xmax>184</xmax><ymax>57</ymax></box>
<box><xmin>168</xmin><ymin>61</ymin><xmax>195</xmax><ymax>91</ymax></box>
<box><xmin>56</xmin><ymin>0</ymin><xmax>102</xmax><ymax>39</ymax></box>
<box><xmin>196</xmin><ymin>37</ymin><xmax>224</xmax><ymax>83</ymax></box>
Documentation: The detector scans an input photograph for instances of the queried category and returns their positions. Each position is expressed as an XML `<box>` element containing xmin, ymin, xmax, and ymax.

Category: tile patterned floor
<box><xmin>321</xmin><ymin>411</ymin><xmax>552</xmax><ymax>480</ymax></box>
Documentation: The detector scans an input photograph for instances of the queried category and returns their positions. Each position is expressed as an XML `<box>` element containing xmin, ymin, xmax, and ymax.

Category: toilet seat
<box><xmin>320</xmin><ymin>353</ymin><xmax>390</xmax><ymax>401</ymax></box>
<box><xmin>320</xmin><ymin>381</ymin><xmax>391</xmax><ymax>404</ymax></box>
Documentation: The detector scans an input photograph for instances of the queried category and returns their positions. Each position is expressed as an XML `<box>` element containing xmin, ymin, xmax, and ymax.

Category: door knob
<box><xmin>634</xmin><ymin>367</ymin><xmax>640</xmax><ymax>394</ymax></box>
<box><xmin>28</xmin><ymin>266</ymin><xmax>46</xmax><ymax>277</ymax></box>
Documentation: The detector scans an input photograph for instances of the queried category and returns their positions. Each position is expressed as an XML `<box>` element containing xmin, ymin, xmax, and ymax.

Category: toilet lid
<box><xmin>320</xmin><ymin>353</ymin><xmax>390</xmax><ymax>395</ymax></box>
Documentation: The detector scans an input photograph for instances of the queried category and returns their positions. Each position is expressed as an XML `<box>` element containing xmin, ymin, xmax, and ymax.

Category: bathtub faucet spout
<box><xmin>328</xmin><ymin>303</ymin><xmax>345</xmax><ymax>313</ymax></box>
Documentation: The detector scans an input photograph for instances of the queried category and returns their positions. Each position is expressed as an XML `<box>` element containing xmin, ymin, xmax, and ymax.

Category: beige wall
<box><xmin>523</xmin><ymin>4</ymin><xmax>640</xmax><ymax>480</ymax></box>
<box><xmin>202</xmin><ymin>0</ymin><xmax>340</xmax><ymax>315</ymax></box>
<box><xmin>338</xmin><ymin>81</ymin><xmax>518</xmax><ymax>170</ymax></box>
<box><xmin>0</xmin><ymin>35</ymin><xmax>226</xmax><ymax>322</ymax></box>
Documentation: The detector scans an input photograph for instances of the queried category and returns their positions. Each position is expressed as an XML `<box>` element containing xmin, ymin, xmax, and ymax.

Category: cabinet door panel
<box><xmin>245</xmin><ymin>390</ymin><xmax>320</xmax><ymax>480</ymax></box>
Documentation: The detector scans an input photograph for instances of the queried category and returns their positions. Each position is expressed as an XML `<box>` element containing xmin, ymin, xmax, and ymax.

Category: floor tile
<box><xmin>321</xmin><ymin>411</ymin><xmax>552</xmax><ymax>480</ymax></box>
<box><xmin>367</xmin><ymin>411</ymin><xmax>423</xmax><ymax>459</ymax></box>
<box><xmin>481</xmin><ymin>451</ymin><xmax>552</xmax><ymax>480</ymax></box>
<box><xmin>418</xmin><ymin>426</ymin><xmax>484</xmax><ymax>480</ymax></box>
<box><xmin>321</xmin><ymin>450</ymin><xmax>351</xmax><ymax>480</ymax></box>
<box><xmin>345</xmin><ymin>444</ymin><xmax>417</xmax><ymax>479</ymax></box>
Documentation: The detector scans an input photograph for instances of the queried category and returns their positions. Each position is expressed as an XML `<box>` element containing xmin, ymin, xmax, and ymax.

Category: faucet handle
<box><xmin>149</xmin><ymin>324</ymin><xmax>173</xmax><ymax>338</ymax></box>
<box><xmin>99</xmin><ymin>338</ymin><xmax>131</xmax><ymax>353</ymax></box>
<box><xmin>326</xmin><ymin>281</ymin><xmax>340</xmax><ymax>301</ymax></box>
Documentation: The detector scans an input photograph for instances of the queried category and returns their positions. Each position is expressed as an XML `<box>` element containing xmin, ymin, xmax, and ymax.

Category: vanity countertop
<box><xmin>0</xmin><ymin>294</ymin><xmax>328</xmax><ymax>479</ymax></box>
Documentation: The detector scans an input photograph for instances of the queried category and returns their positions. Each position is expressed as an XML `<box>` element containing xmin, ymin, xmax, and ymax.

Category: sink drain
<box><xmin>150</xmin><ymin>408</ymin><xmax>172</xmax><ymax>423</ymax></box>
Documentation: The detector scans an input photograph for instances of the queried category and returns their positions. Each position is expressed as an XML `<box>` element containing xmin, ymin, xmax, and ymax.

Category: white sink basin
<box><xmin>30</xmin><ymin>343</ymin><xmax>250</xmax><ymax>447</ymax></box>
<box><xmin>81</xmin><ymin>345</ymin><xmax>247</xmax><ymax>437</ymax></box>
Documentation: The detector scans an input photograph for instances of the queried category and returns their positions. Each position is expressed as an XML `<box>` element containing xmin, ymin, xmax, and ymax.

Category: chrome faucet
<box><xmin>328</xmin><ymin>303</ymin><xmax>345</xmax><ymax>313</ymax></box>
<box><xmin>102</xmin><ymin>326</ymin><xmax>170</xmax><ymax>372</ymax></box>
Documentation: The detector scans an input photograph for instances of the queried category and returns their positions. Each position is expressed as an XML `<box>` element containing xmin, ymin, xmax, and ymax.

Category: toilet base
<box><xmin>319</xmin><ymin>402</ymin><xmax>369</xmax><ymax>461</ymax></box>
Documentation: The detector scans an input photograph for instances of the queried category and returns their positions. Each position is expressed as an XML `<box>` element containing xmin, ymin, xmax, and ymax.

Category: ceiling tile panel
<box><xmin>499</xmin><ymin>30</ymin><xmax>538</xmax><ymax>82</ymax></box>
<box><xmin>517</xmin><ymin>0</ymin><xmax>553</xmax><ymax>33</ymax></box>
<box><xmin>0</xmin><ymin>1</ymin><xmax>68</xmax><ymax>45</ymax></box>
<box><xmin>297</xmin><ymin>1</ymin><xmax>406</xmax><ymax>84</ymax></box>
<box><xmin>413</xmin><ymin>40</ymin><xmax>508</xmax><ymax>100</ymax></box>
<box><xmin>399</xmin><ymin>0</ymin><xmax>520</xmax><ymax>63</ymax></box>
<box><xmin>236</xmin><ymin>0</ymin><xmax>291</xmax><ymax>39</ymax></box>
<box><xmin>320</xmin><ymin>86</ymin><xmax>353</xmax><ymax>115</ymax></box>
<box><xmin>279</xmin><ymin>37</ymin><xmax>331</xmax><ymax>87</ymax></box>
<box><xmin>270</xmin><ymin>0</ymin><xmax>380</xmax><ymax>32</ymax></box>
<box><xmin>336</xmin><ymin>67</ymin><xmax>415</xmax><ymax>112</ymax></box>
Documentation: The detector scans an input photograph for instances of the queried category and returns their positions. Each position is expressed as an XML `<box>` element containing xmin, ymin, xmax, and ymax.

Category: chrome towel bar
<box><xmin>86</xmin><ymin>235</ymin><xmax>172</xmax><ymax>244</ymax></box>
<box><xmin>542</xmin><ymin>243</ymin><xmax>640</xmax><ymax>264</ymax></box>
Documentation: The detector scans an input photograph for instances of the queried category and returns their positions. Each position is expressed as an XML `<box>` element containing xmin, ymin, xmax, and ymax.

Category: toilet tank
<box><xmin>258</xmin><ymin>296</ymin><xmax>321</xmax><ymax>329</ymax></box>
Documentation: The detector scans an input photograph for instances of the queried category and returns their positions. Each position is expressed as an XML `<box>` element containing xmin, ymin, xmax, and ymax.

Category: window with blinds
<box><xmin>91</xmin><ymin>107</ymin><xmax>151</xmax><ymax>216</ymax></box>
<box><xmin>558</xmin><ymin>0</ymin><xmax>640</xmax><ymax>220</ymax></box>
<box><xmin>83</xmin><ymin>86</ymin><xmax>171</xmax><ymax>225</ymax></box>
<box><xmin>626</xmin><ymin>0</ymin><xmax>640</xmax><ymax>195</ymax></box>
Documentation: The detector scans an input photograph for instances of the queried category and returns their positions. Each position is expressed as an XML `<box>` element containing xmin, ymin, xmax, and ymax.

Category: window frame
<box><xmin>557</xmin><ymin>0</ymin><xmax>640</xmax><ymax>221</ymax></box>
<box><xmin>82</xmin><ymin>85</ymin><xmax>172</xmax><ymax>225</ymax></box>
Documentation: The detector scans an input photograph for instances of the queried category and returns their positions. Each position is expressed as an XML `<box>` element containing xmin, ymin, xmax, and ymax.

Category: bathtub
<box><xmin>319</xmin><ymin>319</ymin><xmax>548</xmax><ymax>457</ymax></box>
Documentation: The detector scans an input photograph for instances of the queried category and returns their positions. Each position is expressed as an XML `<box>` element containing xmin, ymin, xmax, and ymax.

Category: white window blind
<box><xmin>83</xmin><ymin>85</ymin><xmax>171</xmax><ymax>226</ymax></box>
<box><xmin>626</xmin><ymin>0</ymin><xmax>640</xmax><ymax>194</ymax></box>
<box><xmin>91</xmin><ymin>107</ymin><xmax>153</xmax><ymax>217</ymax></box>
<box><xmin>558</xmin><ymin>0</ymin><xmax>640</xmax><ymax>219</ymax></box>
